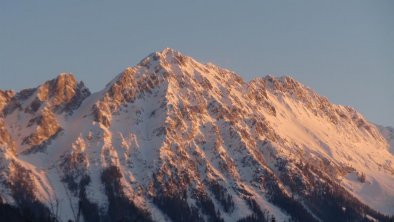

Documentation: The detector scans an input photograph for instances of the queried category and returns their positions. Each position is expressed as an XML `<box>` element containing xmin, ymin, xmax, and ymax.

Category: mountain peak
<box><xmin>152</xmin><ymin>47</ymin><xmax>184</xmax><ymax>59</ymax></box>
<box><xmin>2</xmin><ymin>73</ymin><xmax>90</xmax><ymax>116</ymax></box>
<box><xmin>36</xmin><ymin>73</ymin><xmax>87</xmax><ymax>104</ymax></box>
<box><xmin>55</xmin><ymin>72</ymin><xmax>77</xmax><ymax>83</ymax></box>
<box><xmin>158</xmin><ymin>47</ymin><xmax>179</xmax><ymax>55</ymax></box>
<box><xmin>138</xmin><ymin>48</ymin><xmax>191</xmax><ymax>68</ymax></box>
<box><xmin>1</xmin><ymin>50</ymin><xmax>393</xmax><ymax>222</ymax></box>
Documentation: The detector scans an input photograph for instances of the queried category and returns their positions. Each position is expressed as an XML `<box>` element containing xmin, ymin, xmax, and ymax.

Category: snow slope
<box><xmin>0</xmin><ymin>48</ymin><xmax>393</xmax><ymax>222</ymax></box>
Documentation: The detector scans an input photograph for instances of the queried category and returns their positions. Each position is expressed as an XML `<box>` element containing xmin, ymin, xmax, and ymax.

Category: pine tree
<box><xmin>271</xmin><ymin>215</ymin><xmax>276</xmax><ymax>222</ymax></box>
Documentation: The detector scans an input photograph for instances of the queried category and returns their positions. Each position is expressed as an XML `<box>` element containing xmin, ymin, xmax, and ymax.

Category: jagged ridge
<box><xmin>0</xmin><ymin>48</ymin><xmax>393</xmax><ymax>222</ymax></box>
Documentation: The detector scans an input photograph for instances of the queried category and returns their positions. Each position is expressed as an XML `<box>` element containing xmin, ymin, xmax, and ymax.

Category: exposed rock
<box><xmin>0</xmin><ymin>49</ymin><xmax>393</xmax><ymax>222</ymax></box>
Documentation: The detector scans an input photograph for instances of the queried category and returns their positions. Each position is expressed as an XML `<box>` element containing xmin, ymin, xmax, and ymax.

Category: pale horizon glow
<box><xmin>1</xmin><ymin>1</ymin><xmax>393</xmax><ymax>126</ymax></box>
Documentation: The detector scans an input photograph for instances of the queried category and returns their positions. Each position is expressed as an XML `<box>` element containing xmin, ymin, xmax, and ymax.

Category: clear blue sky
<box><xmin>1</xmin><ymin>1</ymin><xmax>393</xmax><ymax>126</ymax></box>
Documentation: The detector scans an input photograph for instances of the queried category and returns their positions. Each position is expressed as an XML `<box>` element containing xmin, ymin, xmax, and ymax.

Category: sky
<box><xmin>0</xmin><ymin>1</ymin><xmax>393</xmax><ymax>126</ymax></box>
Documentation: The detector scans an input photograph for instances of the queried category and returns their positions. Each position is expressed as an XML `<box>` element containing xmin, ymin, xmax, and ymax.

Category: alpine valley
<box><xmin>0</xmin><ymin>49</ymin><xmax>393</xmax><ymax>222</ymax></box>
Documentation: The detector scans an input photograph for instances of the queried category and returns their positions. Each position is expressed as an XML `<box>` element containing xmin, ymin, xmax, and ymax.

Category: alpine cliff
<box><xmin>0</xmin><ymin>48</ymin><xmax>393</xmax><ymax>222</ymax></box>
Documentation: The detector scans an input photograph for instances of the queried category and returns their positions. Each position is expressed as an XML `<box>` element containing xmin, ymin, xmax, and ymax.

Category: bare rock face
<box><xmin>0</xmin><ymin>90</ymin><xmax>15</xmax><ymax>114</ymax></box>
<box><xmin>0</xmin><ymin>49</ymin><xmax>393</xmax><ymax>222</ymax></box>
<box><xmin>34</xmin><ymin>73</ymin><xmax>91</xmax><ymax>114</ymax></box>
<box><xmin>4</xmin><ymin>73</ymin><xmax>90</xmax><ymax>117</ymax></box>
<box><xmin>0</xmin><ymin>120</ymin><xmax>15</xmax><ymax>153</ymax></box>
<box><xmin>0</xmin><ymin>91</ymin><xmax>16</xmax><ymax>152</ymax></box>
<box><xmin>22</xmin><ymin>108</ymin><xmax>62</xmax><ymax>153</ymax></box>
<box><xmin>36</xmin><ymin>74</ymin><xmax>76</xmax><ymax>104</ymax></box>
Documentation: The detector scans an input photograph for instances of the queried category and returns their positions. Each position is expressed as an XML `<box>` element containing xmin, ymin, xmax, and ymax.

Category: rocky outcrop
<box><xmin>3</xmin><ymin>73</ymin><xmax>90</xmax><ymax>117</ymax></box>
<box><xmin>0</xmin><ymin>90</ymin><xmax>14</xmax><ymax>114</ymax></box>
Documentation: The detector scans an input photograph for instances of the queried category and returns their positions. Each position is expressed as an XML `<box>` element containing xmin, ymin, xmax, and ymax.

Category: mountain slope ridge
<box><xmin>0</xmin><ymin>48</ymin><xmax>393</xmax><ymax>222</ymax></box>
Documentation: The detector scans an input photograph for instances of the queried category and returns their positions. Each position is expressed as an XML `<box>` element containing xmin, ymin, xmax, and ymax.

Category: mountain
<box><xmin>0</xmin><ymin>48</ymin><xmax>393</xmax><ymax>222</ymax></box>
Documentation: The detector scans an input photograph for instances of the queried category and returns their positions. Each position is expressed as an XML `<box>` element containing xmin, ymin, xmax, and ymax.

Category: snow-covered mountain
<box><xmin>0</xmin><ymin>48</ymin><xmax>393</xmax><ymax>222</ymax></box>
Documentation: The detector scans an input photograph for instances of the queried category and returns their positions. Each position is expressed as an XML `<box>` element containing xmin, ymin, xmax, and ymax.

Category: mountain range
<box><xmin>0</xmin><ymin>48</ymin><xmax>393</xmax><ymax>222</ymax></box>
